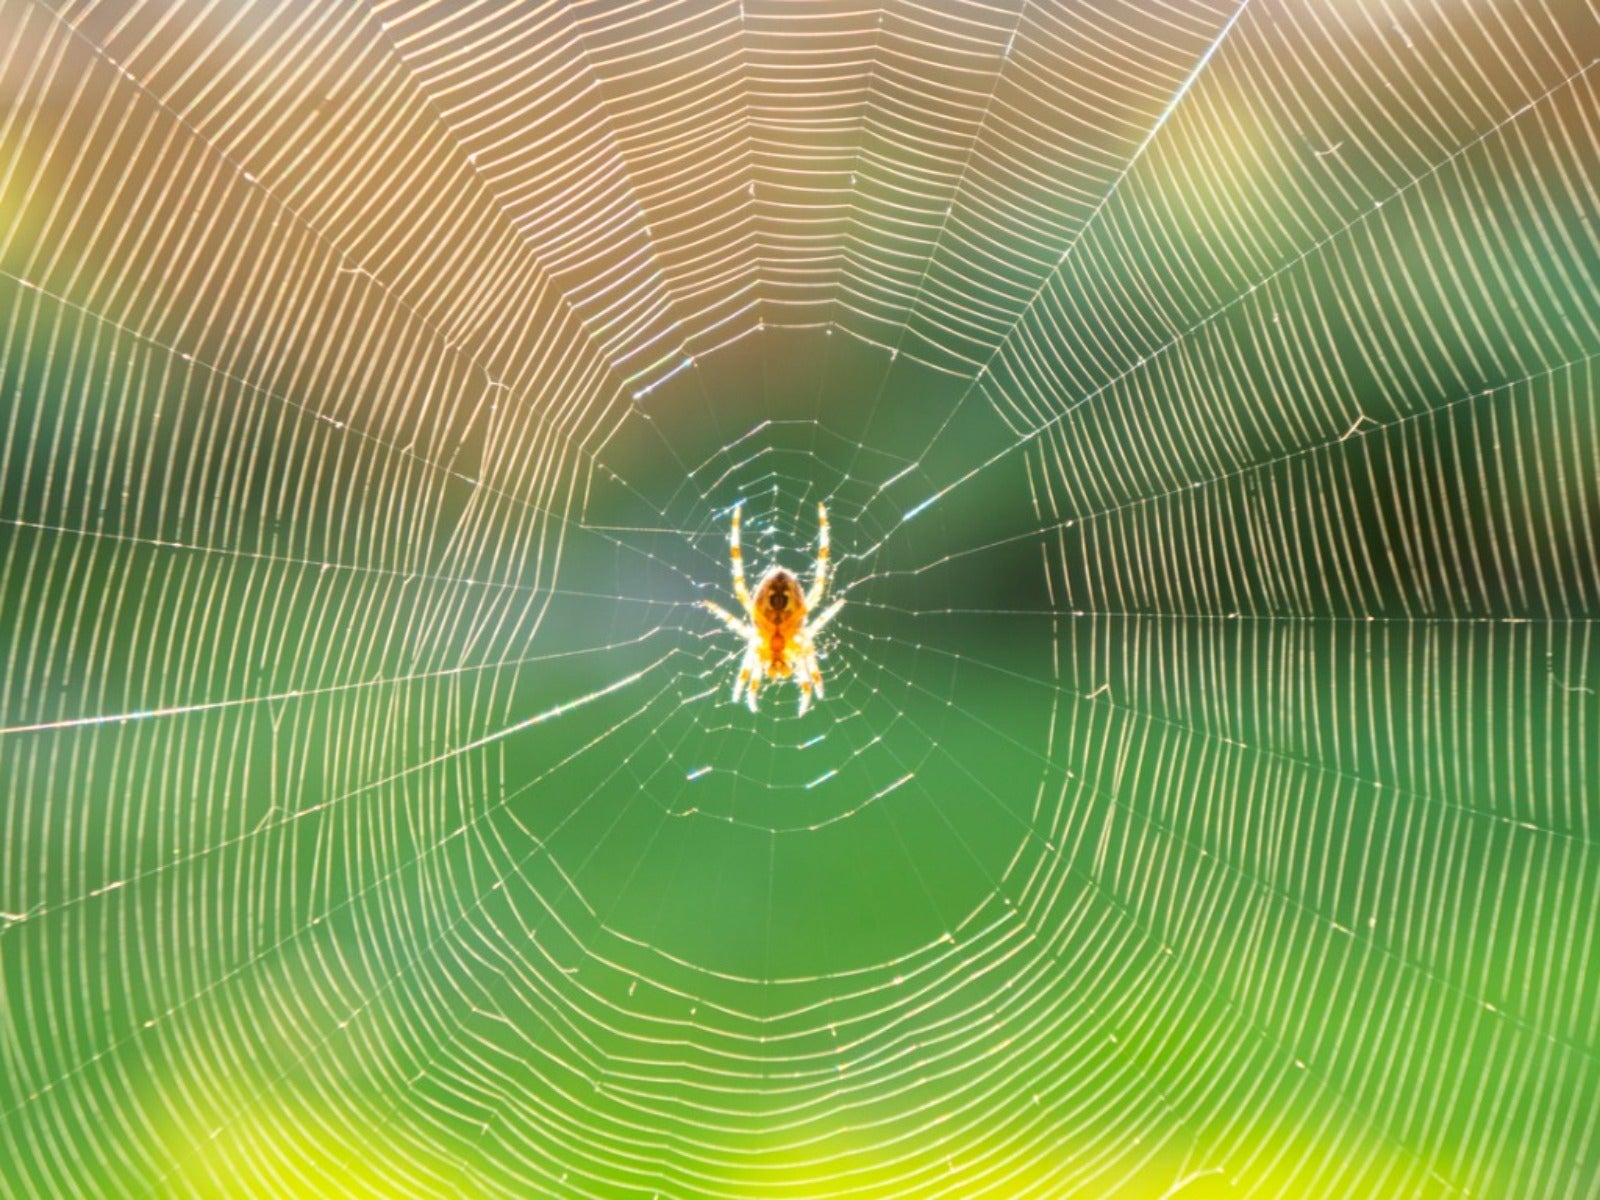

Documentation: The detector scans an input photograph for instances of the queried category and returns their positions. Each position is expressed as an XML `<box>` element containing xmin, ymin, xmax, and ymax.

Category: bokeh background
<box><xmin>2</xmin><ymin>0</ymin><xmax>1598</xmax><ymax>1197</ymax></box>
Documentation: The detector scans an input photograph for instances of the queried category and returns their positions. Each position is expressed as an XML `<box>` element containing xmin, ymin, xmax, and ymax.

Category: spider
<box><xmin>699</xmin><ymin>503</ymin><xmax>844</xmax><ymax>715</ymax></box>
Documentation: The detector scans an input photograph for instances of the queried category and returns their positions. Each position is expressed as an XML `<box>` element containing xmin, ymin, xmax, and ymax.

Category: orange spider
<box><xmin>700</xmin><ymin>504</ymin><xmax>844</xmax><ymax>715</ymax></box>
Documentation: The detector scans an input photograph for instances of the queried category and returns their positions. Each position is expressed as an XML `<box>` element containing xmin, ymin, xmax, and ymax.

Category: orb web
<box><xmin>2</xmin><ymin>1</ymin><xmax>1597</xmax><ymax>1198</ymax></box>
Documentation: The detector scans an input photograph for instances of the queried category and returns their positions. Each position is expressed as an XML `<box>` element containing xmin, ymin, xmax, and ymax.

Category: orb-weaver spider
<box><xmin>699</xmin><ymin>504</ymin><xmax>844</xmax><ymax>715</ymax></box>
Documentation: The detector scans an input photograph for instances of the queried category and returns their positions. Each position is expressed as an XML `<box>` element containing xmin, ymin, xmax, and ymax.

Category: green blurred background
<box><xmin>2</xmin><ymin>0</ymin><xmax>1597</xmax><ymax>1197</ymax></box>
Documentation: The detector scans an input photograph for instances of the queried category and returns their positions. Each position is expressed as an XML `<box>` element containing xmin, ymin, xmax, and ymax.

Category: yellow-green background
<box><xmin>2</xmin><ymin>1</ymin><xmax>1597</xmax><ymax>1197</ymax></box>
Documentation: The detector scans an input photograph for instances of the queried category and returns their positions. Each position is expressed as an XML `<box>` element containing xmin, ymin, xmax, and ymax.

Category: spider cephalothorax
<box><xmin>699</xmin><ymin>504</ymin><xmax>844</xmax><ymax>714</ymax></box>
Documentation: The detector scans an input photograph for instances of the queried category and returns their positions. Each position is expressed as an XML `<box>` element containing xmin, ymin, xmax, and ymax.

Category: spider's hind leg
<box><xmin>733</xmin><ymin>645</ymin><xmax>762</xmax><ymax>711</ymax></box>
<box><xmin>794</xmin><ymin>646</ymin><xmax>824</xmax><ymax>715</ymax></box>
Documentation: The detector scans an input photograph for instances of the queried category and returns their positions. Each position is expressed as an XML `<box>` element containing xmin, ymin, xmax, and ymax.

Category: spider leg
<box><xmin>791</xmin><ymin>641</ymin><xmax>826</xmax><ymax>715</ymax></box>
<box><xmin>729</xmin><ymin>504</ymin><xmax>752</xmax><ymax>615</ymax></box>
<box><xmin>804</xmin><ymin>502</ymin><xmax>830</xmax><ymax>609</ymax></box>
<box><xmin>733</xmin><ymin>645</ymin><xmax>762</xmax><ymax>711</ymax></box>
<box><xmin>808</xmin><ymin>597</ymin><xmax>846</xmax><ymax>636</ymax></box>
<box><xmin>699</xmin><ymin>600</ymin><xmax>752</xmax><ymax>638</ymax></box>
<box><xmin>802</xmin><ymin>654</ymin><xmax>828</xmax><ymax>714</ymax></box>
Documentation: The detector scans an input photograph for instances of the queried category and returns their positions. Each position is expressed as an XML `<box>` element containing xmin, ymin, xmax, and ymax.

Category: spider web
<box><xmin>2</xmin><ymin>0</ymin><xmax>1598</xmax><ymax>1197</ymax></box>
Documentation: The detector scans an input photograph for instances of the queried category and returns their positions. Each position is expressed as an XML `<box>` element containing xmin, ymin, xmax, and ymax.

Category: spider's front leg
<box><xmin>804</xmin><ymin>503</ymin><xmax>831</xmax><ymax>609</ymax></box>
<box><xmin>699</xmin><ymin>600</ymin><xmax>752</xmax><ymax>639</ymax></box>
<box><xmin>808</xmin><ymin>597</ymin><xmax>845</xmax><ymax>636</ymax></box>
<box><xmin>729</xmin><ymin>504</ymin><xmax>752</xmax><ymax>615</ymax></box>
